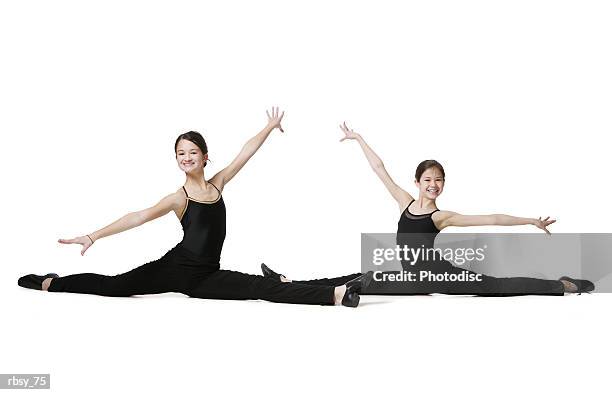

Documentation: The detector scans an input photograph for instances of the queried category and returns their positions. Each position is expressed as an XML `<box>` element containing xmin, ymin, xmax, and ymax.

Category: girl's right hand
<box><xmin>58</xmin><ymin>235</ymin><xmax>94</xmax><ymax>256</ymax></box>
<box><xmin>339</xmin><ymin>121</ymin><xmax>361</xmax><ymax>142</ymax></box>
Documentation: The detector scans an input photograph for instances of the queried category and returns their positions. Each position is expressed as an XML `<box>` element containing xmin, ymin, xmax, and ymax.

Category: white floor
<box><xmin>3</xmin><ymin>288</ymin><xmax>609</xmax><ymax>394</ymax></box>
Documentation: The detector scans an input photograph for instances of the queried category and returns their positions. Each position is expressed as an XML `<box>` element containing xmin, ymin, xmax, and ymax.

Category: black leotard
<box><xmin>396</xmin><ymin>199</ymin><xmax>440</xmax><ymax>265</ymax></box>
<box><xmin>179</xmin><ymin>183</ymin><xmax>226</xmax><ymax>262</ymax></box>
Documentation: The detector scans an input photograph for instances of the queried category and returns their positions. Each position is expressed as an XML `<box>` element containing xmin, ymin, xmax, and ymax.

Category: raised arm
<box><xmin>58</xmin><ymin>191</ymin><xmax>182</xmax><ymax>255</ymax></box>
<box><xmin>436</xmin><ymin>211</ymin><xmax>556</xmax><ymax>234</ymax></box>
<box><xmin>339</xmin><ymin>122</ymin><xmax>413</xmax><ymax>210</ymax></box>
<box><xmin>210</xmin><ymin>107</ymin><xmax>284</xmax><ymax>190</ymax></box>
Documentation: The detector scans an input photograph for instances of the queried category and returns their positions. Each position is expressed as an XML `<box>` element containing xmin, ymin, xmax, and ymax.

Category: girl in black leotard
<box><xmin>17</xmin><ymin>108</ymin><xmax>368</xmax><ymax>307</ymax></box>
<box><xmin>260</xmin><ymin>122</ymin><xmax>594</xmax><ymax>295</ymax></box>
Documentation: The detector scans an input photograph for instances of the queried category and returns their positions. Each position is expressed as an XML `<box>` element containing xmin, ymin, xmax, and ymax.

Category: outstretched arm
<box><xmin>339</xmin><ymin>122</ymin><xmax>413</xmax><ymax>210</ymax></box>
<box><xmin>210</xmin><ymin>107</ymin><xmax>285</xmax><ymax>190</ymax></box>
<box><xmin>58</xmin><ymin>192</ymin><xmax>182</xmax><ymax>255</ymax></box>
<box><xmin>436</xmin><ymin>211</ymin><xmax>556</xmax><ymax>234</ymax></box>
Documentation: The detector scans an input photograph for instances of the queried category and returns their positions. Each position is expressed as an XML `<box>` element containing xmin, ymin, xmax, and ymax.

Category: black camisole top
<box><xmin>178</xmin><ymin>183</ymin><xmax>226</xmax><ymax>263</ymax></box>
<box><xmin>396</xmin><ymin>199</ymin><xmax>440</xmax><ymax>266</ymax></box>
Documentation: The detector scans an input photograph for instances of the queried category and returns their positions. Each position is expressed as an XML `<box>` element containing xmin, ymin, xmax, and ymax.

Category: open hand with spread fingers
<box><xmin>58</xmin><ymin>235</ymin><xmax>94</xmax><ymax>256</ymax></box>
<box><xmin>266</xmin><ymin>106</ymin><xmax>285</xmax><ymax>133</ymax></box>
<box><xmin>533</xmin><ymin>216</ymin><xmax>556</xmax><ymax>235</ymax></box>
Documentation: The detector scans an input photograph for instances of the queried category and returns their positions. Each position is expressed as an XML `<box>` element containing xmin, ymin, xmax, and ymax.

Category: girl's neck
<box><xmin>184</xmin><ymin>169</ymin><xmax>208</xmax><ymax>189</ymax></box>
<box><xmin>415</xmin><ymin>196</ymin><xmax>437</xmax><ymax>210</ymax></box>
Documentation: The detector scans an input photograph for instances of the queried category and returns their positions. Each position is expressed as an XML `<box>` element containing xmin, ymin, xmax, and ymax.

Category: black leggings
<box><xmin>48</xmin><ymin>245</ymin><xmax>336</xmax><ymax>305</ymax></box>
<box><xmin>289</xmin><ymin>261</ymin><xmax>565</xmax><ymax>296</ymax></box>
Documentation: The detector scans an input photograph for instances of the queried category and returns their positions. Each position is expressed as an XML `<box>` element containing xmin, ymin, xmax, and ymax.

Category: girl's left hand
<box><xmin>533</xmin><ymin>216</ymin><xmax>556</xmax><ymax>234</ymax></box>
<box><xmin>266</xmin><ymin>106</ymin><xmax>285</xmax><ymax>133</ymax></box>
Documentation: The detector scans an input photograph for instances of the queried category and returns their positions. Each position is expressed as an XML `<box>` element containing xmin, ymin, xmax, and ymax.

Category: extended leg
<box><xmin>414</xmin><ymin>260</ymin><xmax>565</xmax><ymax>296</ymax></box>
<box><xmin>47</xmin><ymin>255</ymin><xmax>185</xmax><ymax>297</ymax></box>
<box><xmin>186</xmin><ymin>270</ymin><xmax>337</xmax><ymax>305</ymax></box>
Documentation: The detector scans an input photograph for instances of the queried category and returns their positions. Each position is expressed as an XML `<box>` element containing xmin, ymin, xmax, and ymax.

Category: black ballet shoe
<box><xmin>341</xmin><ymin>274</ymin><xmax>369</xmax><ymax>308</ymax></box>
<box><xmin>559</xmin><ymin>276</ymin><xmax>595</xmax><ymax>293</ymax></box>
<box><xmin>18</xmin><ymin>273</ymin><xmax>59</xmax><ymax>290</ymax></box>
<box><xmin>345</xmin><ymin>271</ymin><xmax>374</xmax><ymax>291</ymax></box>
<box><xmin>341</xmin><ymin>286</ymin><xmax>361</xmax><ymax>307</ymax></box>
<box><xmin>261</xmin><ymin>263</ymin><xmax>284</xmax><ymax>281</ymax></box>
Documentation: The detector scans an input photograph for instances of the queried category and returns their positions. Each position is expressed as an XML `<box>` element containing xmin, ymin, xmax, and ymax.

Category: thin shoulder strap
<box><xmin>403</xmin><ymin>199</ymin><xmax>414</xmax><ymax>215</ymax></box>
<box><xmin>209</xmin><ymin>182</ymin><xmax>221</xmax><ymax>196</ymax></box>
<box><xmin>404</xmin><ymin>199</ymin><xmax>415</xmax><ymax>213</ymax></box>
<box><xmin>182</xmin><ymin>186</ymin><xmax>189</xmax><ymax>198</ymax></box>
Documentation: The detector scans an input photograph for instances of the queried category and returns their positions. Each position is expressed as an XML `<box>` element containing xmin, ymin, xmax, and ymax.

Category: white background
<box><xmin>1</xmin><ymin>1</ymin><xmax>610</xmax><ymax>394</ymax></box>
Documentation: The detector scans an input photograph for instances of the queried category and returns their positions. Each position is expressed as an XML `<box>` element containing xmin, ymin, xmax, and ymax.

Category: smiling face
<box><xmin>415</xmin><ymin>166</ymin><xmax>445</xmax><ymax>200</ymax></box>
<box><xmin>175</xmin><ymin>139</ymin><xmax>208</xmax><ymax>173</ymax></box>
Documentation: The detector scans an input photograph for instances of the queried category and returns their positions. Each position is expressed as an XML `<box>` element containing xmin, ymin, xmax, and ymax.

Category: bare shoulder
<box><xmin>431</xmin><ymin>210</ymin><xmax>457</xmax><ymax>230</ymax></box>
<box><xmin>433</xmin><ymin>210</ymin><xmax>457</xmax><ymax>220</ymax></box>
<box><xmin>137</xmin><ymin>189</ymin><xmax>186</xmax><ymax>223</ymax></box>
<box><xmin>164</xmin><ymin>188</ymin><xmax>187</xmax><ymax>219</ymax></box>
<box><xmin>174</xmin><ymin>186</ymin><xmax>187</xmax><ymax>195</ymax></box>
<box><xmin>167</xmin><ymin>188</ymin><xmax>186</xmax><ymax>207</ymax></box>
